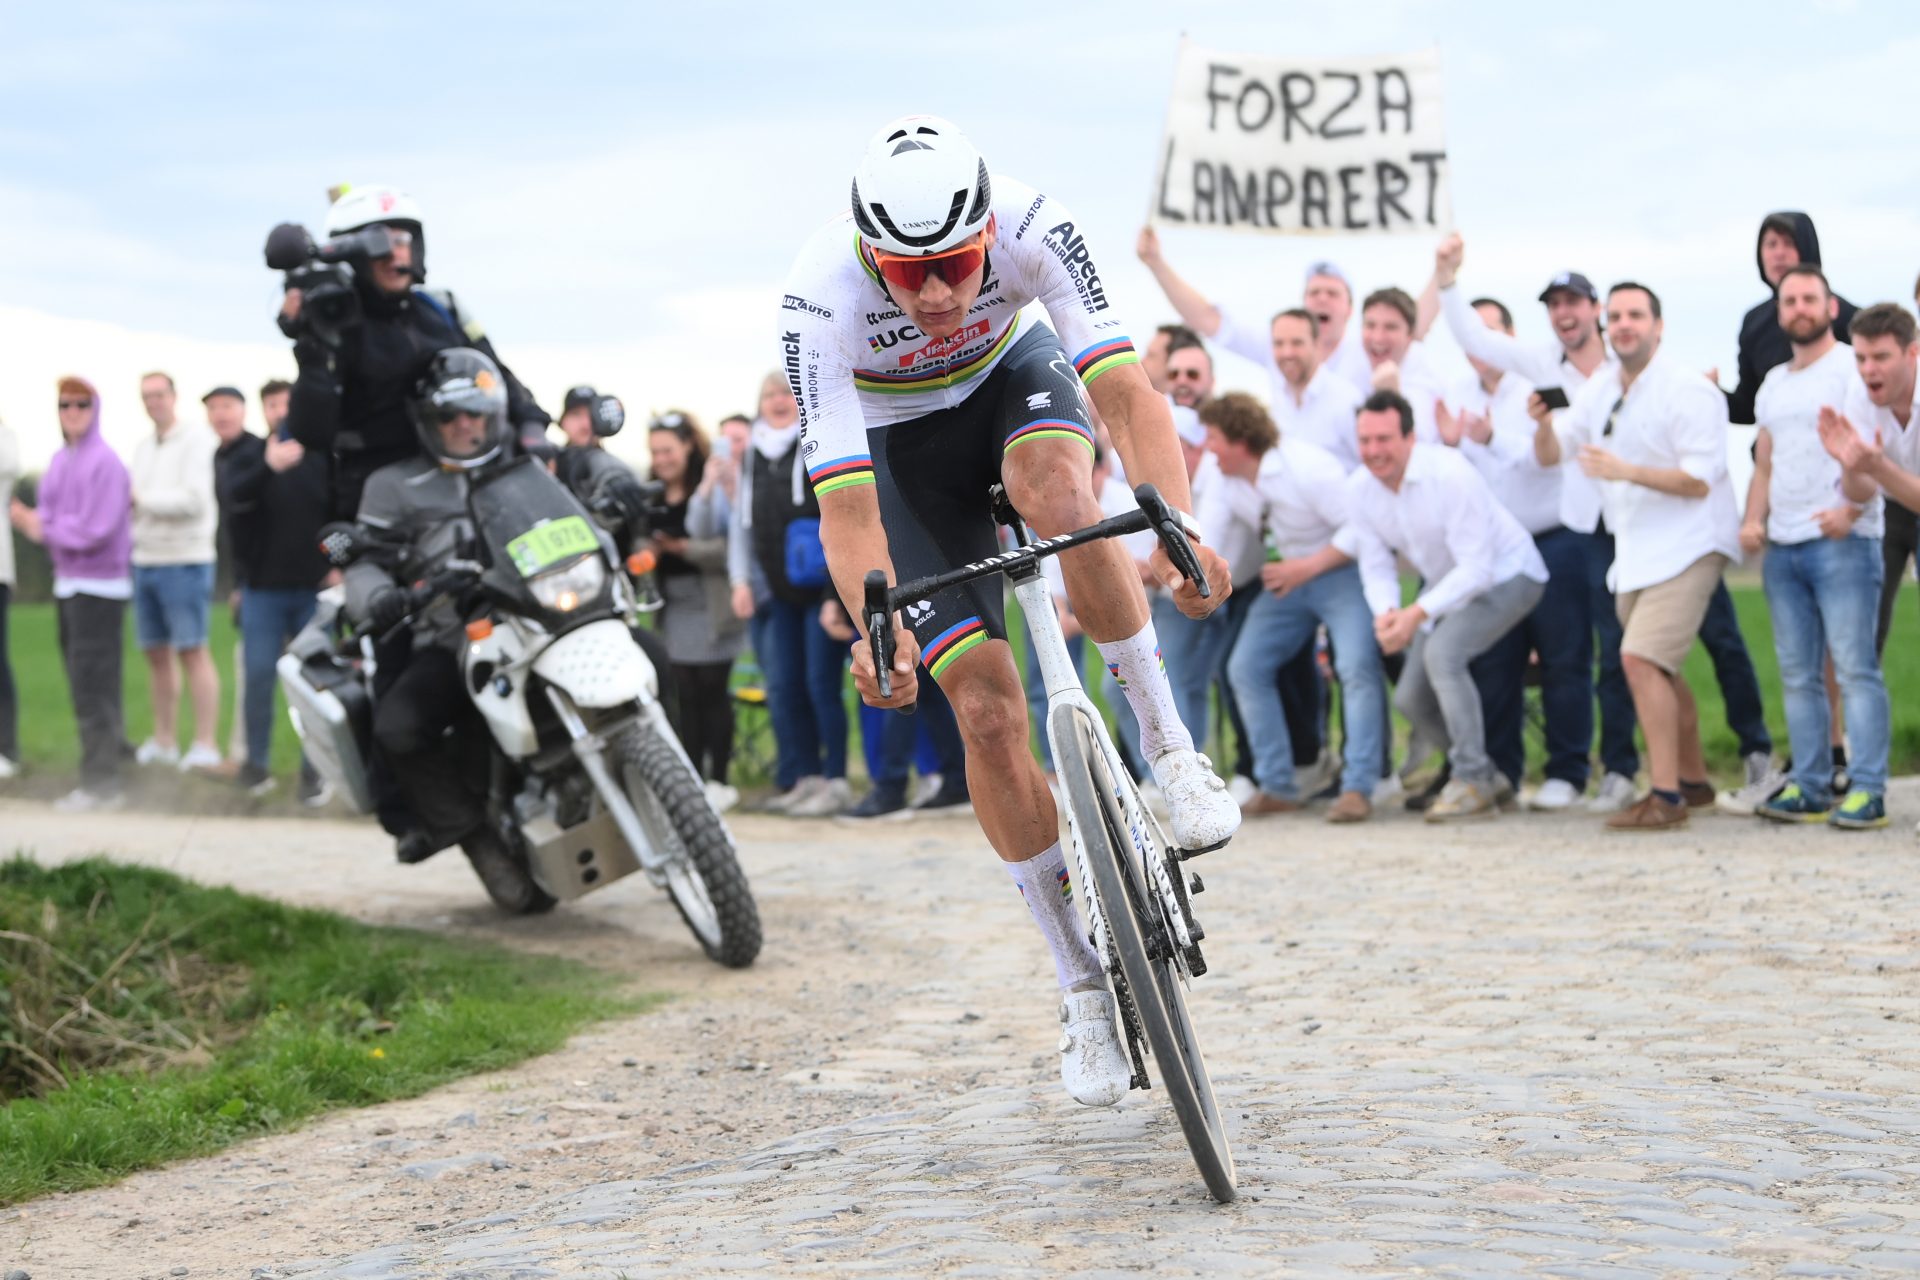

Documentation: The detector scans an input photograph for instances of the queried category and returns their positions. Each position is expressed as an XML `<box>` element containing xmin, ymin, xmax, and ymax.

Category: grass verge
<box><xmin>0</xmin><ymin>855</ymin><xmax>651</xmax><ymax>1205</ymax></box>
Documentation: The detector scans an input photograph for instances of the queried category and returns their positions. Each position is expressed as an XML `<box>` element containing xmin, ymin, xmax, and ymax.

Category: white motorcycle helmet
<box><xmin>324</xmin><ymin>183</ymin><xmax>427</xmax><ymax>282</ymax></box>
<box><xmin>849</xmin><ymin>115</ymin><xmax>992</xmax><ymax>255</ymax></box>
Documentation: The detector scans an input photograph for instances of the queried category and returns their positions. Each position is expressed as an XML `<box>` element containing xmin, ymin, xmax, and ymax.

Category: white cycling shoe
<box><xmin>1059</xmin><ymin>988</ymin><xmax>1131</xmax><ymax>1107</ymax></box>
<box><xmin>1150</xmin><ymin>749</ymin><xmax>1240</xmax><ymax>852</ymax></box>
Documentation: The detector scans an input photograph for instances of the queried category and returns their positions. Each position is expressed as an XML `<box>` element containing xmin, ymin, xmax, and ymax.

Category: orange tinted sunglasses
<box><xmin>870</xmin><ymin>238</ymin><xmax>987</xmax><ymax>293</ymax></box>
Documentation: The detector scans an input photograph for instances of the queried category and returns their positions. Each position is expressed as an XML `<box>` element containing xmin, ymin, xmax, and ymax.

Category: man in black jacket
<box><xmin>1729</xmin><ymin>211</ymin><xmax>1859</xmax><ymax>425</ymax></box>
<box><xmin>214</xmin><ymin>378</ymin><xmax>333</xmax><ymax>800</ymax></box>
<box><xmin>280</xmin><ymin>185</ymin><xmax>550</xmax><ymax>521</ymax></box>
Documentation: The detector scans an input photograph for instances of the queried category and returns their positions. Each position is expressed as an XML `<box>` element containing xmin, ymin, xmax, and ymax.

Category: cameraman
<box><xmin>279</xmin><ymin>185</ymin><xmax>551</xmax><ymax>520</ymax></box>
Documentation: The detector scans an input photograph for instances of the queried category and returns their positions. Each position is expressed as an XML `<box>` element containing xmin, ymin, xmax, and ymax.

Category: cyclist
<box><xmin>777</xmin><ymin>115</ymin><xmax>1238</xmax><ymax>1107</ymax></box>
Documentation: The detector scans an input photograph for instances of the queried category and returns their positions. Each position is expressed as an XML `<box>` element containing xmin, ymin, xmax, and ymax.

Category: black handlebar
<box><xmin>862</xmin><ymin>483</ymin><xmax>1210</xmax><ymax>710</ymax></box>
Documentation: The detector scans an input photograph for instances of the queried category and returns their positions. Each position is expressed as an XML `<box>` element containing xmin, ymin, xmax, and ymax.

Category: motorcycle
<box><xmin>278</xmin><ymin>454</ymin><xmax>762</xmax><ymax>968</ymax></box>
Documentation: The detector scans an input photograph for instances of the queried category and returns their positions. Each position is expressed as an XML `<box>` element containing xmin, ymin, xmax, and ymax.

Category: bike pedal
<box><xmin>1189</xmin><ymin>873</ymin><xmax>1204</xmax><ymax>895</ymax></box>
<box><xmin>1177</xmin><ymin>835</ymin><xmax>1231</xmax><ymax>859</ymax></box>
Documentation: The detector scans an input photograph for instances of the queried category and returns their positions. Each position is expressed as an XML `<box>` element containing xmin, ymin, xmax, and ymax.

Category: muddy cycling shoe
<box><xmin>1150</xmin><ymin>749</ymin><xmax>1240</xmax><ymax>853</ymax></box>
<box><xmin>1059</xmin><ymin>988</ymin><xmax>1131</xmax><ymax>1107</ymax></box>
<box><xmin>461</xmin><ymin>828</ymin><xmax>555</xmax><ymax>915</ymax></box>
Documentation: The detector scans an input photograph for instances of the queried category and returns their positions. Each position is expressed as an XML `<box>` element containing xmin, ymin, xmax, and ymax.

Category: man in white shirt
<box><xmin>130</xmin><ymin>371</ymin><xmax>224</xmax><ymax>773</ymax></box>
<box><xmin>1259</xmin><ymin>308</ymin><xmax>1366</xmax><ymax>471</ymax></box>
<box><xmin>1740</xmin><ymin>267</ymin><xmax>1889</xmax><ymax>829</ymax></box>
<box><xmin>1533</xmin><ymin>283</ymin><xmax>1742</xmax><ymax>832</ymax></box>
<box><xmin>1820</xmin><ymin>302</ymin><xmax>1920</xmax><ymax>653</ymax></box>
<box><xmin>1339</xmin><ymin>390</ymin><xmax>1549</xmax><ymax>821</ymax></box>
<box><xmin>1436</xmin><ymin>296</ymin><xmax>1594</xmax><ymax>814</ymax></box>
<box><xmin>1134</xmin><ymin>229</ymin><xmax>1373</xmax><ymax>400</ymax></box>
<box><xmin>1212</xmin><ymin>394</ymin><xmax>1383</xmax><ymax>823</ymax></box>
<box><xmin>1359</xmin><ymin>288</ymin><xmax>1445</xmax><ymax>444</ymax></box>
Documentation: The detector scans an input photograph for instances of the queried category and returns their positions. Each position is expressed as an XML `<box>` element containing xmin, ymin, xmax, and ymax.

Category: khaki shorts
<box><xmin>1616</xmin><ymin>553</ymin><xmax>1729</xmax><ymax>673</ymax></box>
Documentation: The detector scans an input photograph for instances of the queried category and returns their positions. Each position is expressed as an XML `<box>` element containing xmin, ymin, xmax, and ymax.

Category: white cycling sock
<box><xmin>1006</xmin><ymin>841</ymin><xmax>1104</xmax><ymax>991</ymax></box>
<box><xmin>1095</xmin><ymin>621</ymin><xmax>1193</xmax><ymax>763</ymax></box>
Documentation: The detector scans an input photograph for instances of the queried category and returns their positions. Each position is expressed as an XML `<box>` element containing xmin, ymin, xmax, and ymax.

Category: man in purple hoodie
<box><xmin>9</xmin><ymin>376</ymin><xmax>135</xmax><ymax>810</ymax></box>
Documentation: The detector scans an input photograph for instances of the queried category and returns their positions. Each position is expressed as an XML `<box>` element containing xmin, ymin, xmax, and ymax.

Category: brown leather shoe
<box><xmin>1326</xmin><ymin>791</ymin><xmax>1370</xmax><ymax>824</ymax></box>
<box><xmin>1242</xmin><ymin>791</ymin><xmax>1303</xmax><ymax>816</ymax></box>
<box><xmin>1679</xmin><ymin>780</ymin><xmax>1716</xmax><ymax>810</ymax></box>
<box><xmin>1605</xmin><ymin>792</ymin><xmax>1689</xmax><ymax>832</ymax></box>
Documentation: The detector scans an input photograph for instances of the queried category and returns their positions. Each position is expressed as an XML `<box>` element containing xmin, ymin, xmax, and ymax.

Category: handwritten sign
<box><xmin>1152</xmin><ymin>44</ymin><xmax>1451</xmax><ymax>236</ymax></box>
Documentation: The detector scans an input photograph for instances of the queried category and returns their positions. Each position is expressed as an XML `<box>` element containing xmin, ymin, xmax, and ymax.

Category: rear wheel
<box><xmin>1054</xmin><ymin>707</ymin><xmax>1236</xmax><ymax>1203</ymax></box>
<box><xmin>609</xmin><ymin>724</ymin><xmax>761</xmax><ymax>967</ymax></box>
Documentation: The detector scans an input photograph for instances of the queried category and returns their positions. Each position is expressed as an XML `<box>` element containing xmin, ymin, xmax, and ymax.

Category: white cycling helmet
<box><xmin>850</xmin><ymin>115</ymin><xmax>992</xmax><ymax>256</ymax></box>
<box><xmin>324</xmin><ymin>183</ymin><xmax>427</xmax><ymax>281</ymax></box>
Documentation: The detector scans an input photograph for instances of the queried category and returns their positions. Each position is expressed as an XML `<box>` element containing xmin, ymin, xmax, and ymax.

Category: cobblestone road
<box><xmin>4</xmin><ymin>784</ymin><xmax>1918</xmax><ymax>1278</ymax></box>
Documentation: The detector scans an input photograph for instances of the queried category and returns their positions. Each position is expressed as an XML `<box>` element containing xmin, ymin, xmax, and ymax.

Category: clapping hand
<box><xmin>1817</xmin><ymin>405</ymin><xmax>1880</xmax><ymax>474</ymax></box>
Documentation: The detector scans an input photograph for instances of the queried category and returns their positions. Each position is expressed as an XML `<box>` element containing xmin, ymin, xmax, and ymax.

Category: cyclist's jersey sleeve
<box><xmin>775</xmin><ymin>176</ymin><xmax>1141</xmax><ymax>498</ymax></box>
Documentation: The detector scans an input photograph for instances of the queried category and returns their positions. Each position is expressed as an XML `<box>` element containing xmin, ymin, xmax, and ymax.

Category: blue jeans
<box><xmin>1764</xmin><ymin>537</ymin><xmax>1890</xmax><ymax>798</ymax></box>
<box><xmin>1024</xmin><ymin>629</ymin><xmax>1086</xmax><ymax>770</ymax></box>
<box><xmin>750</xmin><ymin>597</ymin><xmax>848</xmax><ymax>790</ymax></box>
<box><xmin>1227</xmin><ymin>564</ymin><xmax>1384</xmax><ymax>799</ymax></box>
<box><xmin>1152</xmin><ymin>595</ymin><xmax>1232</xmax><ymax>753</ymax></box>
<box><xmin>1478</xmin><ymin>527</ymin><xmax>1594</xmax><ymax>790</ymax></box>
<box><xmin>1700</xmin><ymin>577</ymin><xmax>1773</xmax><ymax>759</ymax></box>
<box><xmin>240</xmin><ymin>587</ymin><xmax>319</xmax><ymax>773</ymax></box>
<box><xmin>1583</xmin><ymin>529</ymin><xmax>1640</xmax><ymax>779</ymax></box>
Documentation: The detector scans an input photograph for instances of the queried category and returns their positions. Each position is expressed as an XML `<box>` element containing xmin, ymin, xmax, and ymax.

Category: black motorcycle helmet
<box><xmin>408</xmin><ymin>349</ymin><xmax>510</xmax><ymax>471</ymax></box>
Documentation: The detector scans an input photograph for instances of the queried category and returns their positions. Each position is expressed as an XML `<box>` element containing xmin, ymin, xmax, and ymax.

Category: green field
<box><xmin>0</xmin><ymin>857</ymin><xmax>648</xmax><ymax>1204</ymax></box>
<box><xmin>7</xmin><ymin>578</ymin><xmax>1919</xmax><ymax>793</ymax></box>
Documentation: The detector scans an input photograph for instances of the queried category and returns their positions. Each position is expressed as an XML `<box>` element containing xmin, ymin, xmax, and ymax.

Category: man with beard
<box><xmin>1533</xmin><ymin>284</ymin><xmax>1742</xmax><ymax>832</ymax></box>
<box><xmin>1740</xmin><ymin>267</ymin><xmax>1888</xmax><ymax>829</ymax></box>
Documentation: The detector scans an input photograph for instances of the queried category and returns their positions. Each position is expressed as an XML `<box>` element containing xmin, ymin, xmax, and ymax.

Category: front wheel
<box><xmin>1055</xmin><ymin>707</ymin><xmax>1236</xmax><ymax>1203</ymax></box>
<box><xmin>609</xmin><ymin>724</ymin><xmax>762</xmax><ymax>968</ymax></box>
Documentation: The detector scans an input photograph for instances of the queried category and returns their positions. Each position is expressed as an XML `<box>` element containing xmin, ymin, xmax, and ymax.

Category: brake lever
<box><xmin>863</xmin><ymin>570</ymin><xmax>916</xmax><ymax>715</ymax></box>
<box><xmin>1133</xmin><ymin>483</ymin><xmax>1211</xmax><ymax>599</ymax></box>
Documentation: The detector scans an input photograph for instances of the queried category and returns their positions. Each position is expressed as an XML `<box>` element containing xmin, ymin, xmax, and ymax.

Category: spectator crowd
<box><xmin>1</xmin><ymin>205</ymin><xmax>1917</xmax><ymax>841</ymax></box>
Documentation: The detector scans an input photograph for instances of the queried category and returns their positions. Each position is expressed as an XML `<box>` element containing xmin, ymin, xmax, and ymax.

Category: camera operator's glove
<box><xmin>517</xmin><ymin>422</ymin><xmax>558</xmax><ymax>464</ymax></box>
<box><xmin>365</xmin><ymin>585</ymin><xmax>411</xmax><ymax>634</ymax></box>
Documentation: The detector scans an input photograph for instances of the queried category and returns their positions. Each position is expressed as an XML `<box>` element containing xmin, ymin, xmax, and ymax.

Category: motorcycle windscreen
<box><xmin>467</xmin><ymin>458</ymin><xmax>611</xmax><ymax>604</ymax></box>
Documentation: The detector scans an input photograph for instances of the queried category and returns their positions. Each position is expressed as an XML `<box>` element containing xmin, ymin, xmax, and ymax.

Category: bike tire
<box><xmin>609</xmin><ymin>724</ymin><xmax>763</xmax><ymax>968</ymax></box>
<box><xmin>1054</xmin><ymin>708</ymin><xmax>1237</xmax><ymax>1203</ymax></box>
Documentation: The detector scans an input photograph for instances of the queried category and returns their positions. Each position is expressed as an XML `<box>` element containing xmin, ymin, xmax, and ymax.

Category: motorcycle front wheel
<box><xmin>609</xmin><ymin>724</ymin><xmax>762</xmax><ymax>968</ymax></box>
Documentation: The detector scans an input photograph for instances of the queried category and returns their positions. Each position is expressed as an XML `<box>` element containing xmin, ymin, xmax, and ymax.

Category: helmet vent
<box><xmin>891</xmin><ymin>140</ymin><xmax>932</xmax><ymax>155</ymax></box>
<box><xmin>965</xmin><ymin>160</ymin><xmax>991</xmax><ymax>225</ymax></box>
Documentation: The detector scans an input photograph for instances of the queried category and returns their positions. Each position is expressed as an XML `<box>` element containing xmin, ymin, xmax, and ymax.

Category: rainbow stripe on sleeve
<box><xmin>1003</xmin><ymin>417</ymin><xmax>1096</xmax><ymax>458</ymax></box>
<box><xmin>923</xmin><ymin>616</ymin><xmax>988</xmax><ymax>679</ymax></box>
<box><xmin>806</xmin><ymin>454</ymin><xmax>875</xmax><ymax>496</ymax></box>
<box><xmin>1072</xmin><ymin>337</ymin><xmax>1139</xmax><ymax>385</ymax></box>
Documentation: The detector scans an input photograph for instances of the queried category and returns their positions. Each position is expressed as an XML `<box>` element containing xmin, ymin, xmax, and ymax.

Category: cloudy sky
<box><xmin>2</xmin><ymin>0</ymin><xmax>1914</xmax><ymax>469</ymax></box>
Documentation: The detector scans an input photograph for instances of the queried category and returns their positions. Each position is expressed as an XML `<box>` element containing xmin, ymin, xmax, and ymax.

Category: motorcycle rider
<box><xmin>280</xmin><ymin>184</ymin><xmax>552</xmax><ymax>520</ymax></box>
<box><xmin>346</xmin><ymin>351</ymin><xmax>646</xmax><ymax>911</ymax></box>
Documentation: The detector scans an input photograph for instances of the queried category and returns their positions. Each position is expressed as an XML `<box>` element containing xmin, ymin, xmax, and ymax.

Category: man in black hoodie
<box><xmin>1729</xmin><ymin>212</ymin><xmax>1858</xmax><ymax>425</ymax></box>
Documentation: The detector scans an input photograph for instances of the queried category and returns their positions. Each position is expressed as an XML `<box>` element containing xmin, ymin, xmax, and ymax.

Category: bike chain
<box><xmin>1102</xmin><ymin>943</ymin><xmax>1152</xmax><ymax>1091</ymax></box>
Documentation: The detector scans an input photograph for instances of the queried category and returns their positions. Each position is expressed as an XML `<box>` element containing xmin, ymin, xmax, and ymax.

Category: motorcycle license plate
<box><xmin>506</xmin><ymin>516</ymin><xmax>600</xmax><ymax>577</ymax></box>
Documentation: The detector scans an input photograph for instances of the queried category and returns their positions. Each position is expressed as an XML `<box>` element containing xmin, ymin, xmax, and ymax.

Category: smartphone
<box><xmin>1533</xmin><ymin>386</ymin><xmax>1571</xmax><ymax>411</ymax></box>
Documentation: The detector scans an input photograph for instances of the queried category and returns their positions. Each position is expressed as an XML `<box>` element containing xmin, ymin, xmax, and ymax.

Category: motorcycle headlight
<box><xmin>528</xmin><ymin>555</ymin><xmax>607</xmax><ymax>613</ymax></box>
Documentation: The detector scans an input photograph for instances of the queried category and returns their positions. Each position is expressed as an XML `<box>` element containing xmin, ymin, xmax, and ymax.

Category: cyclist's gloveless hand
<box><xmin>1153</xmin><ymin>538</ymin><xmax>1233</xmax><ymax>620</ymax></box>
<box><xmin>849</xmin><ymin>623</ymin><xmax>921</xmax><ymax>709</ymax></box>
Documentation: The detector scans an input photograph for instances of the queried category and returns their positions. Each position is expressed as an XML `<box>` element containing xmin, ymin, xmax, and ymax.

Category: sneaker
<box><xmin>911</xmin><ymin>772</ymin><xmax>943</xmax><ymax>808</ymax></box>
<box><xmin>1226</xmin><ymin>773</ymin><xmax>1257</xmax><ymax>806</ymax></box>
<box><xmin>1717</xmin><ymin>752</ymin><xmax>1785</xmax><ymax>816</ymax></box>
<box><xmin>1757</xmin><ymin>782</ymin><xmax>1831</xmax><ymax>824</ymax></box>
<box><xmin>135</xmin><ymin>738</ymin><xmax>179</xmax><ymax>767</ymax></box>
<box><xmin>299</xmin><ymin>775</ymin><xmax>335</xmax><ymax>809</ymax></box>
<box><xmin>1832</xmin><ymin>762</ymin><xmax>1852</xmax><ymax>798</ymax></box>
<box><xmin>236</xmin><ymin>763</ymin><xmax>277</xmax><ymax>798</ymax></box>
<box><xmin>788</xmin><ymin>776</ymin><xmax>853</xmax><ymax>817</ymax></box>
<box><xmin>1527</xmin><ymin>778</ymin><xmax>1581</xmax><ymax>811</ymax></box>
<box><xmin>1829</xmin><ymin>789</ymin><xmax>1889</xmax><ymax>830</ymax></box>
<box><xmin>1405</xmin><ymin>765</ymin><xmax>1452</xmax><ymax>813</ymax></box>
<box><xmin>179</xmin><ymin>742</ymin><xmax>224</xmax><ymax>772</ymax></box>
<box><xmin>702</xmin><ymin>780</ymin><xmax>740</xmax><ymax>814</ymax></box>
<box><xmin>1150</xmin><ymin>749</ymin><xmax>1240</xmax><ymax>852</ymax></box>
<box><xmin>1605</xmin><ymin>791</ymin><xmax>1689</xmax><ymax>832</ymax></box>
<box><xmin>764</xmin><ymin>775</ymin><xmax>824</xmax><ymax>813</ymax></box>
<box><xmin>1370</xmin><ymin>774</ymin><xmax>1405</xmax><ymax>808</ymax></box>
<box><xmin>838</xmin><ymin>780</ymin><xmax>911</xmax><ymax>822</ymax></box>
<box><xmin>1679</xmin><ymin>780</ymin><xmax>1717</xmax><ymax>811</ymax></box>
<box><xmin>53</xmin><ymin>786</ymin><xmax>124</xmax><ymax>813</ymax></box>
<box><xmin>0</xmin><ymin>754</ymin><xmax>17</xmax><ymax>781</ymax></box>
<box><xmin>1241</xmin><ymin>791</ymin><xmax>1302</xmax><ymax>816</ymax></box>
<box><xmin>1425</xmin><ymin>777</ymin><xmax>1497</xmax><ymax>822</ymax></box>
<box><xmin>1057</xmin><ymin>988</ymin><xmax>1130</xmax><ymax>1107</ymax></box>
<box><xmin>1493</xmin><ymin>773</ymin><xmax>1520</xmax><ymax>813</ymax></box>
<box><xmin>912</xmin><ymin>775</ymin><xmax>972</xmax><ymax>816</ymax></box>
<box><xmin>1326</xmin><ymin>790</ymin><xmax>1371</xmax><ymax>824</ymax></box>
<box><xmin>1586</xmin><ymin>771</ymin><xmax>1640</xmax><ymax>814</ymax></box>
<box><xmin>1296</xmin><ymin>753</ymin><xmax>1342</xmax><ymax>801</ymax></box>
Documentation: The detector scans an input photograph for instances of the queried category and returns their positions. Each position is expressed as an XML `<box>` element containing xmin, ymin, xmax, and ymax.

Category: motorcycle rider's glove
<box><xmin>366</xmin><ymin>585</ymin><xmax>411</xmax><ymax>633</ymax></box>
<box><xmin>603</xmin><ymin>473</ymin><xmax>653</xmax><ymax>529</ymax></box>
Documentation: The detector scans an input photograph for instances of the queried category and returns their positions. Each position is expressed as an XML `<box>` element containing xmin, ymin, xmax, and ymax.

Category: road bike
<box><xmin>863</xmin><ymin>483</ymin><xmax>1237</xmax><ymax>1203</ymax></box>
